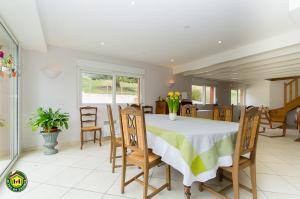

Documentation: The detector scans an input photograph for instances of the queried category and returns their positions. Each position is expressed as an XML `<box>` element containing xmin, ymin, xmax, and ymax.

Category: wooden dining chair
<box><xmin>79</xmin><ymin>106</ymin><xmax>102</xmax><ymax>150</ymax></box>
<box><xmin>224</xmin><ymin>106</ymin><xmax>233</xmax><ymax>122</ymax></box>
<box><xmin>199</xmin><ymin>106</ymin><xmax>262</xmax><ymax>199</ymax></box>
<box><xmin>180</xmin><ymin>104</ymin><xmax>197</xmax><ymax>118</ymax></box>
<box><xmin>107</xmin><ymin>104</ymin><xmax>122</xmax><ymax>173</ymax></box>
<box><xmin>119</xmin><ymin>106</ymin><xmax>171</xmax><ymax>199</ymax></box>
<box><xmin>130</xmin><ymin>104</ymin><xmax>141</xmax><ymax>109</ymax></box>
<box><xmin>295</xmin><ymin>109</ymin><xmax>300</xmax><ymax>142</ymax></box>
<box><xmin>142</xmin><ymin>105</ymin><xmax>153</xmax><ymax>114</ymax></box>
<box><xmin>213</xmin><ymin>105</ymin><xmax>221</xmax><ymax>120</ymax></box>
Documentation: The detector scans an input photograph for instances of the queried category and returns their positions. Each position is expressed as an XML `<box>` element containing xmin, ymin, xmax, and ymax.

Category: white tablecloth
<box><xmin>145</xmin><ymin>114</ymin><xmax>239</xmax><ymax>186</ymax></box>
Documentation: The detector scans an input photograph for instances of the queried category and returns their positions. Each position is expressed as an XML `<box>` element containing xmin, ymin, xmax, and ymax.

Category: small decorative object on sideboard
<box><xmin>28</xmin><ymin>107</ymin><xmax>70</xmax><ymax>155</ymax></box>
<box><xmin>166</xmin><ymin>91</ymin><xmax>181</xmax><ymax>120</ymax></box>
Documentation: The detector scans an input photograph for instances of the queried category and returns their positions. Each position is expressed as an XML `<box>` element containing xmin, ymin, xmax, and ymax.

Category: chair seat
<box><xmin>81</xmin><ymin>126</ymin><xmax>101</xmax><ymax>132</ymax></box>
<box><xmin>221</xmin><ymin>156</ymin><xmax>251</xmax><ymax>172</ymax></box>
<box><xmin>127</xmin><ymin>150</ymin><xmax>161</xmax><ymax>168</ymax></box>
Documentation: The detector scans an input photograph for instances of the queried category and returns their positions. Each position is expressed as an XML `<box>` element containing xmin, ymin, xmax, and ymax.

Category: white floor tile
<box><xmin>47</xmin><ymin>167</ymin><xmax>92</xmax><ymax>187</ymax></box>
<box><xmin>74</xmin><ymin>170</ymin><xmax>120</xmax><ymax>193</ymax></box>
<box><xmin>257</xmin><ymin>174</ymin><xmax>300</xmax><ymax>195</ymax></box>
<box><xmin>17</xmin><ymin>184</ymin><xmax>69</xmax><ymax>199</ymax></box>
<box><xmin>264</xmin><ymin>192</ymin><xmax>300</xmax><ymax>199</ymax></box>
<box><xmin>60</xmin><ymin>189</ymin><xmax>103</xmax><ymax>199</ymax></box>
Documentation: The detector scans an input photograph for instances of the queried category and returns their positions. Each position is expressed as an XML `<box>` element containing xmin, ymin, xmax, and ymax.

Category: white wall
<box><xmin>269</xmin><ymin>80</ymin><xmax>285</xmax><ymax>109</ymax></box>
<box><xmin>246</xmin><ymin>80</ymin><xmax>271</xmax><ymax>107</ymax></box>
<box><xmin>21</xmin><ymin>46</ymin><xmax>178</xmax><ymax>150</ymax></box>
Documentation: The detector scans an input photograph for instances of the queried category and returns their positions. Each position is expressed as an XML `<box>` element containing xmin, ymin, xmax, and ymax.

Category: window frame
<box><xmin>77</xmin><ymin>61</ymin><xmax>145</xmax><ymax>106</ymax></box>
<box><xmin>192</xmin><ymin>84</ymin><xmax>216</xmax><ymax>105</ymax></box>
<box><xmin>231</xmin><ymin>88</ymin><xmax>243</xmax><ymax>105</ymax></box>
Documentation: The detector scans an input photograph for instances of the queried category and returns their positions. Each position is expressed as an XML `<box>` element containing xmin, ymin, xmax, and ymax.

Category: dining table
<box><xmin>145</xmin><ymin>114</ymin><xmax>239</xmax><ymax>199</ymax></box>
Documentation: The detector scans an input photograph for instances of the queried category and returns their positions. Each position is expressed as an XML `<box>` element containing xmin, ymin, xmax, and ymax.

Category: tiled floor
<box><xmin>1</xmin><ymin>129</ymin><xmax>300</xmax><ymax>199</ymax></box>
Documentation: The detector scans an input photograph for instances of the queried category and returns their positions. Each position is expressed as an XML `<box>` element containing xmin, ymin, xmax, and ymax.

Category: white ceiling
<box><xmin>1</xmin><ymin>0</ymin><xmax>300</xmax><ymax>82</ymax></box>
<box><xmin>35</xmin><ymin>0</ymin><xmax>299</xmax><ymax>66</ymax></box>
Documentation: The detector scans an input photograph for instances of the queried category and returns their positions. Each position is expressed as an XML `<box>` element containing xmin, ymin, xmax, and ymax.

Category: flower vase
<box><xmin>169</xmin><ymin>112</ymin><xmax>177</xmax><ymax>121</ymax></box>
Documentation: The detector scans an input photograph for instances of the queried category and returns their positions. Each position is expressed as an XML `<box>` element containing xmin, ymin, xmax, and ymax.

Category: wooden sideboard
<box><xmin>155</xmin><ymin>99</ymin><xmax>193</xmax><ymax>115</ymax></box>
<box><xmin>155</xmin><ymin>101</ymin><xmax>168</xmax><ymax>114</ymax></box>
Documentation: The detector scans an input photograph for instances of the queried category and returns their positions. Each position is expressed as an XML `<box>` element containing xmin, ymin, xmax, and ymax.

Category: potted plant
<box><xmin>166</xmin><ymin>91</ymin><xmax>181</xmax><ymax>120</ymax></box>
<box><xmin>28</xmin><ymin>107</ymin><xmax>70</xmax><ymax>155</ymax></box>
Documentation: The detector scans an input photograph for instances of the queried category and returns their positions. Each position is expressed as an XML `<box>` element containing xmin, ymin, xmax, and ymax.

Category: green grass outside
<box><xmin>81</xmin><ymin>76</ymin><xmax>138</xmax><ymax>95</ymax></box>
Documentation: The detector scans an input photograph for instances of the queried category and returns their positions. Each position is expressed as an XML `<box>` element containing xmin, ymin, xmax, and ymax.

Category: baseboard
<box><xmin>21</xmin><ymin>136</ymin><xmax>111</xmax><ymax>153</ymax></box>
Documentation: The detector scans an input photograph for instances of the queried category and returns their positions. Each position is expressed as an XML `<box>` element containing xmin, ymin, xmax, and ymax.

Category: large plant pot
<box><xmin>40</xmin><ymin>130</ymin><xmax>60</xmax><ymax>155</ymax></box>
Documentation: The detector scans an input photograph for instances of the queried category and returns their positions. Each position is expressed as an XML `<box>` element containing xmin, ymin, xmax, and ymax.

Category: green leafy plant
<box><xmin>28</xmin><ymin>107</ymin><xmax>70</xmax><ymax>132</ymax></box>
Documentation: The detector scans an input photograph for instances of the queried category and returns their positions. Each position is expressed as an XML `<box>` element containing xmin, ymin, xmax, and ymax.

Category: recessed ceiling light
<box><xmin>170</xmin><ymin>59</ymin><xmax>174</xmax><ymax>62</ymax></box>
<box><xmin>100</xmin><ymin>42</ymin><xmax>105</xmax><ymax>46</ymax></box>
<box><xmin>232</xmin><ymin>72</ymin><xmax>238</xmax><ymax>75</ymax></box>
<box><xmin>218</xmin><ymin>40</ymin><xmax>222</xmax><ymax>44</ymax></box>
<box><xmin>131</xmin><ymin>1</ymin><xmax>135</xmax><ymax>5</ymax></box>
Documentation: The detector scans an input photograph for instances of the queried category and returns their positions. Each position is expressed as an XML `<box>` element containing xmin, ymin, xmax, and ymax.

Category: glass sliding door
<box><xmin>0</xmin><ymin>20</ymin><xmax>19</xmax><ymax>179</ymax></box>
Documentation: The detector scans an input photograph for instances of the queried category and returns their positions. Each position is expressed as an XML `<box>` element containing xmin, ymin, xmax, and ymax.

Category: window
<box><xmin>116</xmin><ymin>76</ymin><xmax>140</xmax><ymax>104</ymax></box>
<box><xmin>205</xmin><ymin>86</ymin><xmax>216</xmax><ymax>104</ymax></box>
<box><xmin>192</xmin><ymin>85</ymin><xmax>204</xmax><ymax>104</ymax></box>
<box><xmin>231</xmin><ymin>89</ymin><xmax>242</xmax><ymax>105</ymax></box>
<box><xmin>81</xmin><ymin>73</ymin><xmax>113</xmax><ymax>104</ymax></box>
<box><xmin>192</xmin><ymin>85</ymin><xmax>216</xmax><ymax>104</ymax></box>
<box><xmin>0</xmin><ymin>20</ymin><xmax>19</xmax><ymax>179</ymax></box>
<box><xmin>80</xmin><ymin>70</ymin><xmax>142</xmax><ymax>105</ymax></box>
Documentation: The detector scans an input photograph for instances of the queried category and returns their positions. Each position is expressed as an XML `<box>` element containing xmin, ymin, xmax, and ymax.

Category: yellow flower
<box><xmin>175</xmin><ymin>91</ymin><xmax>181</xmax><ymax>96</ymax></box>
<box><xmin>168</xmin><ymin>91</ymin><xmax>174</xmax><ymax>97</ymax></box>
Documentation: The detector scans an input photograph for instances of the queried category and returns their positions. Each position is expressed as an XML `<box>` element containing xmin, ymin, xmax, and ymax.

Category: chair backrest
<box><xmin>180</xmin><ymin>104</ymin><xmax>197</xmax><ymax>118</ymax></box>
<box><xmin>142</xmin><ymin>105</ymin><xmax>153</xmax><ymax>114</ymax></box>
<box><xmin>119</xmin><ymin>106</ymin><xmax>148</xmax><ymax>156</ymax></box>
<box><xmin>213</xmin><ymin>105</ymin><xmax>220</xmax><ymax>120</ymax></box>
<box><xmin>107</xmin><ymin>104</ymin><xmax>116</xmax><ymax>141</ymax></box>
<box><xmin>80</xmin><ymin>106</ymin><xmax>97</xmax><ymax>128</ymax></box>
<box><xmin>224</xmin><ymin>106</ymin><xmax>233</xmax><ymax>122</ymax></box>
<box><xmin>234</xmin><ymin>106</ymin><xmax>261</xmax><ymax>163</ymax></box>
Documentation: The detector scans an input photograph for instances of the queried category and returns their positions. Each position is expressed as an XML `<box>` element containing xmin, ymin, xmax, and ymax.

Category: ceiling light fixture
<box><xmin>100</xmin><ymin>42</ymin><xmax>105</xmax><ymax>46</ymax></box>
<box><xmin>218</xmin><ymin>40</ymin><xmax>222</xmax><ymax>44</ymax></box>
<box><xmin>131</xmin><ymin>1</ymin><xmax>135</xmax><ymax>5</ymax></box>
<box><xmin>170</xmin><ymin>59</ymin><xmax>174</xmax><ymax>62</ymax></box>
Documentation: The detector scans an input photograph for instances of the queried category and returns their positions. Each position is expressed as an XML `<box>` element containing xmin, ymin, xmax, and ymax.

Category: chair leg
<box><xmin>232</xmin><ymin>171</ymin><xmax>239</xmax><ymax>199</ymax></box>
<box><xmin>250</xmin><ymin>163</ymin><xmax>257</xmax><ymax>199</ymax></box>
<box><xmin>99</xmin><ymin>129</ymin><xmax>102</xmax><ymax>146</ymax></box>
<box><xmin>143</xmin><ymin>169</ymin><xmax>149</xmax><ymax>199</ymax></box>
<box><xmin>80</xmin><ymin>131</ymin><xmax>83</xmax><ymax>150</ymax></box>
<box><xmin>199</xmin><ymin>182</ymin><xmax>204</xmax><ymax>192</ymax></box>
<box><xmin>166</xmin><ymin>165</ymin><xmax>171</xmax><ymax>190</ymax></box>
<box><xmin>112</xmin><ymin>145</ymin><xmax>116</xmax><ymax>173</ymax></box>
<box><xmin>282</xmin><ymin>122</ymin><xmax>287</xmax><ymax>136</ymax></box>
<box><xmin>94</xmin><ymin>131</ymin><xmax>96</xmax><ymax>143</ymax></box>
<box><xmin>218</xmin><ymin>169</ymin><xmax>224</xmax><ymax>182</ymax></box>
<box><xmin>121</xmin><ymin>155</ymin><xmax>126</xmax><ymax>194</ymax></box>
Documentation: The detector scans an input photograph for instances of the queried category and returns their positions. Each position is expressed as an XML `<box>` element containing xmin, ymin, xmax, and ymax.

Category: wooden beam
<box><xmin>266</xmin><ymin>76</ymin><xmax>300</xmax><ymax>81</ymax></box>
